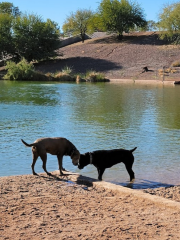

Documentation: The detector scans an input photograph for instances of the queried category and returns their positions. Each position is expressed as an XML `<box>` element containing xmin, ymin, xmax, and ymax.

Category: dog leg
<box><xmin>40</xmin><ymin>153</ymin><xmax>51</xmax><ymax>176</ymax></box>
<box><xmin>97</xmin><ymin>168</ymin><xmax>105</xmax><ymax>181</ymax></box>
<box><xmin>125</xmin><ymin>165</ymin><xmax>135</xmax><ymax>182</ymax></box>
<box><xmin>57</xmin><ymin>154</ymin><xmax>64</xmax><ymax>175</ymax></box>
<box><xmin>31</xmin><ymin>152</ymin><xmax>38</xmax><ymax>175</ymax></box>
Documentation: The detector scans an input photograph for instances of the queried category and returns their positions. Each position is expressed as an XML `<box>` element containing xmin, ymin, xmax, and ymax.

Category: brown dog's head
<box><xmin>71</xmin><ymin>149</ymin><xmax>80</xmax><ymax>166</ymax></box>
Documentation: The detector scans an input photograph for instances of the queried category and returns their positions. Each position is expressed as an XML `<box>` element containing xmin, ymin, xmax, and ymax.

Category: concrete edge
<box><xmin>66</xmin><ymin>172</ymin><xmax>180</xmax><ymax>210</ymax></box>
<box><xmin>109</xmin><ymin>79</ymin><xmax>176</xmax><ymax>84</ymax></box>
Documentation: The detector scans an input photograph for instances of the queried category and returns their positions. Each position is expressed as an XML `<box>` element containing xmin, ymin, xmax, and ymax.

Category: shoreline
<box><xmin>0</xmin><ymin>77</ymin><xmax>179</xmax><ymax>84</ymax></box>
<box><xmin>1</xmin><ymin>172</ymin><xmax>180</xmax><ymax>239</ymax></box>
<box><xmin>109</xmin><ymin>78</ymin><xmax>180</xmax><ymax>84</ymax></box>
<box><xmin>1</xmin><ymin>171</ymin><xmax>180</xmax><ymax>203</ymax></box>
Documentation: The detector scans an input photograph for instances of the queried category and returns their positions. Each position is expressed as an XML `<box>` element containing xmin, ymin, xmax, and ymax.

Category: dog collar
<box><xmin>89</xmin><ymin>152</ymin><xmax>93</xmax><ymax>164</ymax></box>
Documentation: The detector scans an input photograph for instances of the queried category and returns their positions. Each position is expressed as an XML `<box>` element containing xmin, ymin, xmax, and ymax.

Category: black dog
<box><xmin>78</xmin><ymin>147</ymin><xmax>137</xmax><ymax>181</ymax></box>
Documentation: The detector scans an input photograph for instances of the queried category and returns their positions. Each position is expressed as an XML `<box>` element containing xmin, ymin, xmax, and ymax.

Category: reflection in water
<box><xmin>0</xmin><ymin>80</ymin><xmax>180</xmax><ymax>189</ymax></box>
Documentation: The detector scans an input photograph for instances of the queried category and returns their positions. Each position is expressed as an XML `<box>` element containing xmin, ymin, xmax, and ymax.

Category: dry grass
<box><xmin>158</xmin><ymin>67</ymin><xmax>178</xmax><ymax>76</ymax></box>
<box><xmin>54</xmin><ymin>72</ymin><xmax>75</xmax><ymax>81</ymax></box>
<box><xmin>86</xmin><ymin>70</ymin><xmax>107</xmax><ymax>82</ymax></box>
<box><xmin>171</xmin><ymin>60</ymin><xmax>180</xmax><ymax>67</ymax></box>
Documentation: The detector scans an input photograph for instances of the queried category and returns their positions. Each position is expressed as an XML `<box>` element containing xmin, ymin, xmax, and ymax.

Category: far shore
<box><xmin>0</xmin><ymin>77</ymin><xmax>179</xmax><ymax>84</ymax></box>
<box><xmin>109</xmin><ymin>78</ymin><xmax>179</xmax><ymax>84</ymax></box>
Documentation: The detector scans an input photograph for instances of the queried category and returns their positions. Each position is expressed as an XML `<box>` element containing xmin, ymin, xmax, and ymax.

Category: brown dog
<box><xmin>21</xmin><ymin>137</ymin><xmax>80</xmax><ymax>176</ymax></box>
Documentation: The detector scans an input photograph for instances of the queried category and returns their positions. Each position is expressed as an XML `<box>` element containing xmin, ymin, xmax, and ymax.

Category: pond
<box><xmin>0</xmin><ymin>80</ymin><xmax>180</xmax><ymax>189</ymax></box>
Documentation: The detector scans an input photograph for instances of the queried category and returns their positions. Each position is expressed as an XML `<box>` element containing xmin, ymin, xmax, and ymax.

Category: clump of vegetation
<box><xmin>54</xmin><ymin>73</ymin><xmax>75</xmax><ymax>81</ymax></box>
<box><xmin>3</xmin><ymin>58</ymin><xmax>51</xmax><ymax>81</ymax></box>
<box><xmin>85</xmin><ymin>70</ymin><xmax>108</xmax><ymax>82</ymax></box>
<box><xmin>3</xmin><ymin>61</ymin><xmax>109</xmax><ymax>82</ymax></box>
<box><xmin>76</xmin><ymin>75</ymin><xmax>86</xmax><ymax>83</ymax></box>
<box><xmin>158</xmin><ymin>67</ymin><xmax>177</xmax><ymax>77</ymax></box>
<box><xmin>171</xmin><ymin>61</ymin><xmax>180</xmax><ymax>67</ymax></box>
<box><xmin>54</xmin><ymin>66</ymin><xmax>75</xmax><ymax>81</ymax></box>
<box><xmin>3</xmin><ymin>58</ymin><xmax>35</xmax><ymax>80</ymax></box>
<box><xmin>158</xmin><ymin>2</ymin><xmax>180</xmax><ymax>44</ymax></box>
<box><xmin>61</xmin><ymin>66</ymin><xmax>73</xmax><ymax>75</ymax></box>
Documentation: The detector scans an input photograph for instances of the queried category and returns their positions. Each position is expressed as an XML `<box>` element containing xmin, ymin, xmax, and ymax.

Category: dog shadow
<box><xmin>35</xmin><ymin>170</ymin><xmax>94</xmax><ymax>188</ymax></box>
<box><xmin>34</xmin><ymin>172</ymin><xmax>174</xmax><ymax>190</ymax></box>
<box><xmin>116</xmin><ymin>178</ymin><xmax>174</xmax><ymax>190</ymax></box>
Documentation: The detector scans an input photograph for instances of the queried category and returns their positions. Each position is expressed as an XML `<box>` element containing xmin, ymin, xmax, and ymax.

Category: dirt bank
<box><xmin>35</xmin><ymin>32</ymin><xmax>180</xmax><ymax>81</ymax></box>
<box><xmin>1</xmin><ymin>171</ymin><xmax>180</xmax><ymax>240</ymax></box>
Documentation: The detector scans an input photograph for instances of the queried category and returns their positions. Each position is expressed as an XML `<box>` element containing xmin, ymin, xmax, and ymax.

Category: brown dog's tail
<box><xmin>130</xmin><ymin>147</ymin><xmax>137</xmax><ymax>153</ymax></box>
<box><xmin>21</xmin><ymin>139</ymin><xmax>35</xmax><ymax>147</ymax></box>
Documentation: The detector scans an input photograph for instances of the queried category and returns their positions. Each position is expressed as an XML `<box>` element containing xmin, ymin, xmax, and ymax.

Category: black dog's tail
<box><xmin>21</xmin><ymin>139</ymin><xmax>35</xmax><ymax>147</ymax></box>
<box><xmin>130</xmin><ymin>147</ymin><xmax>137</xmax><ymax>153</ymax></box>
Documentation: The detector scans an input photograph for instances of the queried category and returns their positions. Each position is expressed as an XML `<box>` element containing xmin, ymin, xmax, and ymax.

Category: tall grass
<box><xmin>85</xmin><ymin>70</ymin><xmax>108</xmax><ymax>82</ymax></box>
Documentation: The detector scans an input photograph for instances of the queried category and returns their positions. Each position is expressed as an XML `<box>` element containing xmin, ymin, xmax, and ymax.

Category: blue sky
<box><xmin>11</xmin><ymin>0</ymin><xmax>174</xmax><ymax>30</ymax></box>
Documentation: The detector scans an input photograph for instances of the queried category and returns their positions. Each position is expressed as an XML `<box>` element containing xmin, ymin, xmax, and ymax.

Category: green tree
<box><xmin>158</xmin><ymin>2</ymin><xmax>180</xmax><ymax>43</ymax></box>
<box><xmin>62</xmin><ymin>9</ymin><xmax>94</xmax><ymax>42</ymax></box>
<box><xmin>13</xmin><ymin>14</ymin><xmax>61</xmax><ymax>61</ymax></box>
<box><xmin>0</xmin><ymin>1</ymin><xmax>20</xmax><ymax>17</ymax></box>
<box><xmin>146</xmin><ymin>20</ymin><xmax>158</xmax><ymax>31</ymax></box>
<box><xmin>132</xmin><ymin>20</ymin><xmax>158</xmax><ymax>32</ymax></box>
<box><xmin>0</xmin><ymin>13</ymin><xmax>14</xmax><ymax>60</ymax></box>
<box><xmin>0</xmin><ymin>2</ymin><xmax>20</xmax><ymax>60</ymax></box>
<box><xmin>96</xmin><ymin>0</ymin><xmax>146</xmax><ymax>39</ymax></box>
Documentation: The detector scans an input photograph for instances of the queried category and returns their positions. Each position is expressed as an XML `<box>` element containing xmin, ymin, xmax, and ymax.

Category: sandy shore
<box><xmin>1</xmin><ymin>171</ymin><xmax>180</xmax><ymax>240</ymax></box>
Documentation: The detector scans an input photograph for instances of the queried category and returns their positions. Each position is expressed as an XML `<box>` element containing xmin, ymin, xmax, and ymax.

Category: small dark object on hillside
<box><xmin>141</xmin><ymin>66</ymin><xmax>154</xmax><ymax>73</ymax></box>
<box><xmin>142</xmin><ymin>66</ymin><xmax>149</xmax><ymax>72</ymax></box>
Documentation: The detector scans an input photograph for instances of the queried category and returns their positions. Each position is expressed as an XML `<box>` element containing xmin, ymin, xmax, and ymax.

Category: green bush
<box><xmin>3</xmin><ymin>58</ymin><xmax>35</xmax><ymax>80</ymax></box>
<box><xmin>85</xmin><ymin>70</ymin><xmax>108</xmax><ymax>82</ymax></box>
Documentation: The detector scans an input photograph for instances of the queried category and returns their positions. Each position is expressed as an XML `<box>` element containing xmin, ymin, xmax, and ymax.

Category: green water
<box><xmin>0</xmin><ymin>80</ymin><xmax>180</xmax><ymax>189</ymax></box>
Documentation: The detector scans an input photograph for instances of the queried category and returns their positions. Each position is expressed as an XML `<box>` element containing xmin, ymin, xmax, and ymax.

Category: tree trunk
<box><xmin>81</xmin><ymin>33</ymin><xmax>85</xmax><ymax>43</ymax></box>
<box><xmin>117</xmin><ymin>33</ymin><xmax>123</xmax><ymax>40</ymax></box>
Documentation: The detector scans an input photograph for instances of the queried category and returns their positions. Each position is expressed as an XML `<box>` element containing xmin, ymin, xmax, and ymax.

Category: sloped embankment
<box><xmin>35</xmin><ymin>31</ymin><xmax>180</xmax><ymax>81</ymax></box>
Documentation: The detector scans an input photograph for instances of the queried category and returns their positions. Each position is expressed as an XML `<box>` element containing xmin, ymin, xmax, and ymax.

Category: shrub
<box><xmin>172</xmin><ymin>61</ymin><xmax>180</xmax><ymax>67</ymax></box>
<box><xmin>55</xmin><ymin>73</ymin><xmax>75</xmax><ymax>81</ymax></box>
<box><xmin>3</xmin><ymin>58</ymin><xmax>35</xmax><ymax>80</ymax></box>
<box><xmin>85</xmin><ymin>70</ymin><xmax>108</xmax><ymax>82</ymax></box>
<box><xmin>61</xmin><ymin>66</ymin><xmax>73</xmax><ymax>75</ymax></box>
<box><xmin>54</xmin><ymin>71</ymin><xmax>75</xmax><ymax>81</ymax></box>
<box><xmin>53</xmin><ymin>66</ymin><xmax>76</xmax><ymax>81</ymax></box>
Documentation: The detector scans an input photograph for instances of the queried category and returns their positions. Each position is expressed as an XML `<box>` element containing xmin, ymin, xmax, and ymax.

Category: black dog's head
<box><xmin>78</xmin><ymin>153</ymin><xmax>90</xmax><ymax>169</ymax></box>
